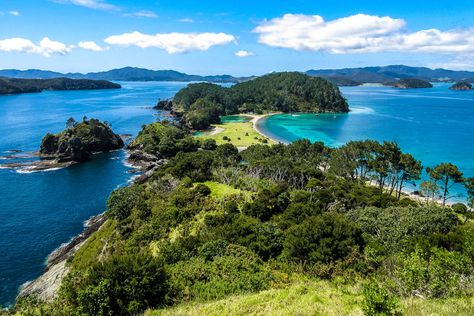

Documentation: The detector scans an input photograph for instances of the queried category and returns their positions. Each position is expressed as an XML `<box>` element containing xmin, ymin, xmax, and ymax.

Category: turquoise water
<box><xmin>221</xmin><ymin>115</ymin><xmax>251</xmax><ymax>123</ymax></box>
<box><xmin>0</xmin><ymin>82</ymin><xmax>189</xmax><ymax>307</ymax></box>
<box><xmin>258</xmin><ymin>83</ymin><xmax>474</xmax><ymax>199</ymax></box>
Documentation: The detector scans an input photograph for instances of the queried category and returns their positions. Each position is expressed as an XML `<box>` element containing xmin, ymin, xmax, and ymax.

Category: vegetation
<box><xmin>40</xmin><ymin>117</ymin><xmax>124</xmax><ymax>162</ymax></box>
<box><xmin>173</xmin><ymin>72</ymin><xmax>349</xmax><ymax>129</ymax></box>
<box><xmin>0</xmin><ymin>77</ymin><xmax>120</xmax><ymax>95</ymax></box>
<box><xmin>7</xmin><ymin>122</ymin><xmax>474</xmax><ymax>315</ymax></box>
<box><xmin>450</xmin><ymin>82</ymin><xmax>473</xmax><ymax>90</ymax></box>
<box><xmin>387</xmin><ymin>78</ymin><xmax>433</xmax><ymax>89</ymax></box>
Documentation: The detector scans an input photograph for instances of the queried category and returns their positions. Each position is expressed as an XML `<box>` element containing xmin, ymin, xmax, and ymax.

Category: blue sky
<box><xmin>1</xmin><ymin>0</ymin><xmax>474</xmax><ymax>75</ymax></box>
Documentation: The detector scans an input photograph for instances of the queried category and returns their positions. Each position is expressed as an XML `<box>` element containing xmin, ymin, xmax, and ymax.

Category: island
<box><xmin>385</xmin><ymin>78</ymin><xmax>433</xmax><ymax>89</ymax></box>
<box><xmin>0</xmin><ymin>77</ymin><xmax>121</xmax><ymax>95</ymax></box>
<box><xmin>172</xmin><ymin>72</ymin><xmax>349</xmax><ymax>130</ymax></box>
<box><xmin>40</xmin><ymin>118</ymin><xmax>124</xmax><ymax>162</ymax></box>
<box><xmin>450</xmin><ymin>81</ymin><xmax>473</xmax><ymax>90</ymax></box>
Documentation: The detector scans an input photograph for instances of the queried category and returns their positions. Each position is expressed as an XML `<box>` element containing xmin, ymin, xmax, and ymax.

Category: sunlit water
<box><xmin>0</xmin><ymin>82</ymin><xmax>189</xmax><ymax>306</ymax></box>
<box><xmin>258</xmin><ymin>83</ymin><xmax>474</xmax><ymax>200</ymax></box>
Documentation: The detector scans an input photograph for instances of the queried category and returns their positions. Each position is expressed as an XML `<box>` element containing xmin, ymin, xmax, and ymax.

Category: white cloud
<box><xmin>128</xmin><ymin>10</ymin><xmax>158</xmax><ymax>18</ymax></box>
<box><xmin>235</xmin><ymin>50</ymin><xmax>254</xmax><ymax>57</ymax></box>
<box><xmin>0</xmin><ymin>37</ymin><xmax>73</xmax><ymax>57</ymax></box>
<box><xmin>254</xmin><ymin>13</ymin><xmax>474</xmax><ymax>55</ymax></box>
<box><xmin>429</xmin><ymin>55</ymin><xmax>474</xmax><ymax>71</ymax></box>
<box><xmin>104</xmin><ymin>31</ymin><xmax>236</xmax><ymax>54</ymax></box>
<box><xmin>53</xmin><ymin>0</ymin><xmax>118</xmax><ymax>11</ymax></box>
<box><xmin>9</xmin><ymin>11</ymin><xmax>20</xmax><ymax>16</ymax></box>
<box><xmin>178</xmin><ymin>18</ymin><xmax>194</xmax><ymax>23</ymax></box>
<box><xmin>78</xmin><ymin>41</ymin><xmax>107</xmax><ymax>51</ymax></box>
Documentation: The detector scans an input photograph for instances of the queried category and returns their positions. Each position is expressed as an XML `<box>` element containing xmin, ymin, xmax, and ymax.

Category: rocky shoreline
<box><xmin>18</xmin><ymin>213</ymin><xmax>107</xmax><ymax>301</ymax></box>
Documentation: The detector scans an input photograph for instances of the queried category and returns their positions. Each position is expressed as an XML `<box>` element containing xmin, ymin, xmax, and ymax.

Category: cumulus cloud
<box><xmin>254</xmin><ymin>13</ymin><xmax>474</xmax><ymax>55</ymax></box>
<box><xmin>0</xmin><ymin>37</ymin><xmax>73</xmax><ymax>56</ymax></box>
<box><xmin>128</xmin><ymin>10</ymin><xmax>158</xmax><ymax>18</ymax></box>
<box><xmin>104</xmin><ymin>31</ymin><xmax>236</xmax><ymax>54</ymax></box>
<box><xmin>52</xmin><ymin>0</ymin><xmax>118</xmax><ymax>11</ymax></box>
<box><xmin>78</xmin><ymin>41</ymin><xmax>107</xmax><ymax>51</ymax></box>
<box><xmin>235</xmin><ymin>50</ymin><xmax>254</xmax><ymax>57</ymax></box>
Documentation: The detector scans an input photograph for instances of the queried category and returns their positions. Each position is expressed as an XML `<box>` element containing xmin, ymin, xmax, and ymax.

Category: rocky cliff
<box><xmin>450</xmin><ymin>82</ymin><xmax>473</xmax><ymax>91</ymax></box>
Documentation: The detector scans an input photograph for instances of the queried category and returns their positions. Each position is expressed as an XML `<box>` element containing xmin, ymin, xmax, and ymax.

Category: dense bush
<box><xmin>282</xmin><ymin>213</ymin><xmax>364</xmax><ymax>265</ymax></box>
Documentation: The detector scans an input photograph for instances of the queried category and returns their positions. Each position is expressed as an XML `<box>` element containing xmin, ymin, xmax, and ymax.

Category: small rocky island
<box><xmin>386</xmin><ymin>78</ymin><xmax>433</xmax><ymax>89</ymax></box>
<box><xmin>450</xmin><ymin>81</ymin><xmax>473</xmax><ymax>91</ymax></box>
<box><xmin>40</xmin><ymin>118</ymin><xmax>124</xmax><ymax>162</ymax></box>
<box><xmin>0</xmin><ymin>77</ymin><xmax>121</xmax><ymax>95</ymax></box>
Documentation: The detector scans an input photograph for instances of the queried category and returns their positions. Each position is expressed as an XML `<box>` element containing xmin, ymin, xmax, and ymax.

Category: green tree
<box><xmin>465</xmin><ymin>177</ymin><xmax>474</xmax><ymax>208</ymax></box>
<box><xmin>426</xmin><ymin>163</ymin><xmax>464</xmax><ymax>207</ymax></box>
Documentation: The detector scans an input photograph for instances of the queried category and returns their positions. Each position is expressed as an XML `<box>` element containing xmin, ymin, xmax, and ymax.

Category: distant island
<box><xmin>385</xmin><ymin>78</ymin><xmax>433</xmax><ymax>89</ymax></box>
<box><xmin>0</xmin><ymin>67</ymin><xmax>249</xmax><ymax>84</ymax></box>
<box><xmin>306</xmin><ymin>65</ymin><xmax>474</xmax><ymax>86</ymax></box>
<box><xmin>2</xmin><ymin>65</ymin><xmax>474</xmax><ymax>86</ymax></box>
<box><xmin>172</xmin><ymin>72</ymin><xmax>349</xmax><ymax>129</ymax></box>
<box><xmin>40</xmin><ymin>118</ymin><xmax>124</xmax><ymax>162</ymax></box>
<box><xmin>0</xmin><ymin>77</ymin><xmax>120</xmax><ymax>95</ymax></box>
<box><xmin>450</xmin><ymin>81</ymin><xmax>473</xmax><ymax>91</ymax></box>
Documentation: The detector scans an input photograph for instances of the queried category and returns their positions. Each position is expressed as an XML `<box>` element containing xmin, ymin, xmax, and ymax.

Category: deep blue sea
<box><xmin>0</xmin><ymin>82</ymin><xmax>189</xmax><ymax>307</ymax></box>
<box><xmin>0</xmin><ymin>82</ymin><xmax>473</xmax><ymax>307</ymax></box>
<box><xmin>258</xmin><ymin>83</ymin><xmax>474</xmax><ymax>199</ymax></box>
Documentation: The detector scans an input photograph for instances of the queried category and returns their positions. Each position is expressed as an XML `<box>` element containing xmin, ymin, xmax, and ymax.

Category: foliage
<box><xmin>426</xmin><ymin>163</ymin><xmax>464</xmax><ymax>207</ymax></box>
<box><xmin>173</xmin><ymin>72</ymin><xmax>349</xmax><ymax>122</ymax></box>
<box><xmin>282</xmin><ymin>213</ymin><xmax>364</xmax><ymax>265</ymax></box>
<box><xmin>362</xmin><ymin>282</ymin><xmax>401</xmax><ymax>316</ymax></box>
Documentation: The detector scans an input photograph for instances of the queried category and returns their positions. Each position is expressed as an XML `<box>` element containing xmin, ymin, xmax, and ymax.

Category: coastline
<box><xmin>18</xmin><ymin>213</ymin><xmax>107</xmax><ymax>301</ymax></box>
<box><xmin>250</xmin><ymin>112</ymin><xmax>284</xmax><ymax>144</ymax></box>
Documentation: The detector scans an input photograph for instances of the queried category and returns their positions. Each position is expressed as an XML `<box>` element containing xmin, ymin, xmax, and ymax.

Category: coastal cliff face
<box><xmin>450</xmin><ymin>82</ymin><xmax>473</xmax><ymax>90</ymax></box>
<box><xmin>40</xmin><ymin>118</ymin><xmax>124</xmax><ymax>162</ymax></box>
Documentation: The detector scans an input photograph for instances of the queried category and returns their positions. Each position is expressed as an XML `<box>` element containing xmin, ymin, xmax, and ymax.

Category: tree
<box><xmin>426</xmin><ymin>163</ymin><xmax>464</xmax><ymax>207</ymax></box>
<box><xmin>465</xmin><ymin>177</ymin><xmax>474</xmax><ymax>208</ymax></box>
<box><xmin>66</xmin><ymin>117</ymin><xmax>77</xmax><ymax>129</ymax></box>
<box><xmin>420</xmin><ymin>180</ymin><xmax>440</xmax><ymax>204</ymax></box>
<box><xmin>396</xmin><ymin>153</ymin><xmax>422</xmax><ymax>200</ymax></box>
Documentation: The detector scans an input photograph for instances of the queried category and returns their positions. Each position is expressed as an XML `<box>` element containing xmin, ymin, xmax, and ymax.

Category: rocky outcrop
<box><xmin>40</xmin><ymin>118</ymin><xmax>124</xmax><ymax>162</ymax></box>
<box><xmin>19</xmin><ymin>214</ymin><xmax>107</xmax><ymax>301</ymax></box>
<box><xmin>450</xmin><ymin>82</ymin><xmax>473</xmax><ymax>91</ymax></box>
<box><xmin>154</xmin><ymin>99</ymin><xmax>173</xmax><ymax>111</ymax></box>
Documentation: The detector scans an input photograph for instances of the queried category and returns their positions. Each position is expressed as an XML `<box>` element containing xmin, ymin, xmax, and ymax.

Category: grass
<box><xmin>69</xmin><ymin>220</ymin><xmax>116</xmax><ymax>271</ymax></box>
<box><xmin>146</xmin><ymin>278</ymin><xmax>474</xmax><ymax>316</ymax></box>
<box><xmin>199</xmin><ymin>181</ymin><xmax>250</xmax><ymax>199</ymax></box>
<box><xmin>196</xmin><ymin>115</ymin><xmax>274</xmax><ymax>148</ymax></box>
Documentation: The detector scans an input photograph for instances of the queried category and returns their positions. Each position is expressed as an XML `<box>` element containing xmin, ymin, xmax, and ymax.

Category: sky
<box><xmin>1</xmin><ymin>0</ymin><xmax>474</xmax><ymax>76</ymax></box>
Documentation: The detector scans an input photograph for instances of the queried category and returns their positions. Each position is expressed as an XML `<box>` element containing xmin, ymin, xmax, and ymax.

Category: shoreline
<box><xmin>249</xmin><ymin>112</ymin><xmax>284</xmax><ymax>144</ymax></box>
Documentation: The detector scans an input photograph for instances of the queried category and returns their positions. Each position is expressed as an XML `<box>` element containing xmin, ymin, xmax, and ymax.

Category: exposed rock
<box><xmin>40</xmin><ymin>118</ymin><xmax>124</xmax><ymax>162</ymax></box>
<box><xmin>154</xmin><ymin>99</ymin><xmax>173</xmax><ymax>111</ymax></box>
<box><xmin>450</xmin><ymin>81</ymin><xmax>473</xmax><ymax>91</ymax></box>
<box><xmin>19</xmin><ymin>214</ymin><xmax>107</xmax><ymax>301</ymax></box>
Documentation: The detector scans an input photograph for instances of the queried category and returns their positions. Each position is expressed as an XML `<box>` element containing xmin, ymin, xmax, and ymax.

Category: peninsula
<box><xmin>385</xmin><ymin>78</ymin><xmax>433</xmax><ymax>89</ymax></box>
<box><xmin>0</xmin><ymin>77</ymin><xmax>120</xmax><ymax>95</ymax></box>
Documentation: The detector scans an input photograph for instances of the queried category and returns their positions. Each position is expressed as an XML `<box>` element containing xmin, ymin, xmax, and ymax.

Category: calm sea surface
<box><xmin>0</xmin><ymin>82</ymin><xmax>189</xmax><ymax>306</ymax></box>
<box><xmin>0</xmin><ymin>82</ymin><xmax>473</xmax><ymax>306</ymax></box>
<box><xmin>258</xmin><ymin>83</ymin><xmax>474</xmax><ymax>199</ymax></box>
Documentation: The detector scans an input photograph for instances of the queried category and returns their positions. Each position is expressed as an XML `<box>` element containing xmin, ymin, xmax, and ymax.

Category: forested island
<box><xmin>7</xmin><ymin>73</ymin><xmax>474</xmax><ymax>316</ymax></box>
<box><xmin>450</xmin><ymin>82</ymin><xmax>473</xmax><ymax>91</ymax></box>
<box><xmin>172</xmin><ymin>72</ymin><xmax>349</xmax><ymax>129</ymax></box>
<box><xmin>0</xmin><ymin>77</ymin><xmax>120</xmax><ymax>95</ymax></box>
<box><xmin>385</xmin><ymin>78</ymin><xmax>433</xmax><ymax>89</ymax></box>
<box><xmin>40</xmin><ymin>118</ymin><xmax>124</xmax><ymax>162</ymax></box>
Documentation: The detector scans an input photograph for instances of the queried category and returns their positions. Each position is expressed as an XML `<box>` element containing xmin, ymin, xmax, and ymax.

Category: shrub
<box><xmin>201</xmin><ymin>138</ymin><xmax>217</xmax><ymax>150</ymax></box>
<box><xmin>362</xmin><ymin>282</ymin><xmax>401</xmax><ymax>316</ymax></box>
<box><xmin>282</xmin><ymin>213</ymin><xmax>364</xmax><ymax>265</ymax></box>
<box><xmin>106</xmin><ymin>185</ymin><xmax>144</xmax><ymax>221</ymax></box>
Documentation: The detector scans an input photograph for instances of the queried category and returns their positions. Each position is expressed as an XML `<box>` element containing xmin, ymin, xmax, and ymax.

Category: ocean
<box><xmin>1</xmin><ymin>81</ymin><xmax>473</xmax><ymax>306</ymax></box>
<box><xmin>0</xmin><ymin>81</ymin><xmax>189</xmax><ymax>307</ymax></box>
<box><xmin>257</xmin><ymin>83</ymin><xmax>474</xmax><ymax>200</ymax></box>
